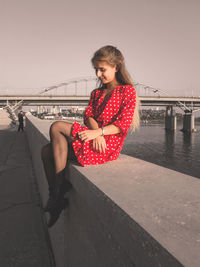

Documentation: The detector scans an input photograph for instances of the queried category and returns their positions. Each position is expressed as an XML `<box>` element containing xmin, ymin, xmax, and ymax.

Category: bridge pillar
<box><xmin>181</xmin><ymin>111</ymin><xmax>196</xmax><ymax>132</ymax></box>
<box><xmin>37</xmin><ymin>106</ymin><xmax>40</xmax><ymax>114</ymax></box>
<box><xmin>165</xmin><ymin>106</ymin><xmax>177</xmax><ymax>131</ymax></box>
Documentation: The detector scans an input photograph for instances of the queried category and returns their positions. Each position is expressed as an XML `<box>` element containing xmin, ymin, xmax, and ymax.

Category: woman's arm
<box><xmin>83</xmin><ymin>117</ymin><xmax>106</xmax><ymax>153</ymax></box>
<box><xmin>79</xmin><ymin>121</ymin><xmax>121</xmax><ymax>153</ymax></box>
<box><xmin>78</xmin><ymin>124</ymin><xmax>121</xmax><ymax>142</ymax></box>
<box><xmin>85</xmin><ymin>116</ymin><xmax>99</xmax><ymax>130</ymax></box>
<box><xmin>85</xmin><ymin>117</ymin><xmax>106</xmax><ymax>152</ymax></box>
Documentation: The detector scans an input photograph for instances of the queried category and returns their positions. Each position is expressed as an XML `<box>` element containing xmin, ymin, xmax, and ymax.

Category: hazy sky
<box><xmin>0</xmin><ymin>0</ymin><xmax>200</xmax><ymax>96</ymax></box>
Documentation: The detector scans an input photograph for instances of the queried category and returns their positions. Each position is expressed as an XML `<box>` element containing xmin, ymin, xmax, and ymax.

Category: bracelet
<box><xmin>101</xmin><ymin>127</ymin><xmax>104</xmax><ymax>137</ymax></box>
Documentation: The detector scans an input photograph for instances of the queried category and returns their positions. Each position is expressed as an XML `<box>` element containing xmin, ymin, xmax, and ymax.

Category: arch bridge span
<box><xmin>1</xmin><ymin>77</ymin><xmax>200</xmax><ymax>132</ymax></box>
<box><xmin>1</xmin><ymin>95</ymin><xmax>200</xmax><ymax>108</ymax></box>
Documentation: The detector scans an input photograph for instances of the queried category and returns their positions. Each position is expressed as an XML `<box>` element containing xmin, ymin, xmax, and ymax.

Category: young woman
<box><xmin>41</xmin><ymin>45</ymin><xmax>140</xmax><ymax>227</ymax></box>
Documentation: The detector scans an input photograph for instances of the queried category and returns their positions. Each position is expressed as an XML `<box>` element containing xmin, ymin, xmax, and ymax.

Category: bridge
<box><xmin>1</xmin><ymin>77</ymin><xmax>200</xmax><ymax>132</ymax></box>
<box><xmin>1</xmin><ymin>95</ymin><xmax>200</xmax><ymax>107</ymax></box>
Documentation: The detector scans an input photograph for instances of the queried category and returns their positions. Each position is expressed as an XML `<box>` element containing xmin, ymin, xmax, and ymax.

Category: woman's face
<box><xmin>93</xmin><ymin>61</ymin><xmax>117</xmax><ymax>86</ymax></box>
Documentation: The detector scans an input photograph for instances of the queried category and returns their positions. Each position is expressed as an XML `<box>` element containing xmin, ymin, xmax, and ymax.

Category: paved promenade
<box><xmin>0</xmin><ymin>123</ymin><xmax>53</xmax><ymax>266</ymax></box>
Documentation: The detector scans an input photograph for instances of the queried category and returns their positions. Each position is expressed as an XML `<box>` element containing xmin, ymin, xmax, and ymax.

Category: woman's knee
<box><xmin>50</xmin><ymin>121</ymin><xmax>73</xmax><ymax>139</ymax></box>
<box><xmin>49</xmin><ymin>121</ymin><xmax>61</xmax><ymax>136</ymax></box>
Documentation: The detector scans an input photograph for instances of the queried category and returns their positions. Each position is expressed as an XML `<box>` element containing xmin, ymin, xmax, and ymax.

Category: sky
<box><xmin>0</xmin><ymin>0</ymin><xmax>200</xmax><ymax>96</ymax></box>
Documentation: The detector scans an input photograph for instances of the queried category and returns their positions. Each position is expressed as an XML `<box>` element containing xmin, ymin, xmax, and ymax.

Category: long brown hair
<box><xmin>91</xmin><ymin>45</ymin><xmax>140</xmax><ymax>131</ymax></box>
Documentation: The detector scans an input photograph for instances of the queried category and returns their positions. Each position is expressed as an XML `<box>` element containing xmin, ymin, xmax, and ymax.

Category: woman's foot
<box><xmin>43</xmin><ymin>195</ymin><xmax>56</xmax><ymax>212</ymax></box>
<box><xmin>43</xmin><ymin>180</ymin><xmax>72</xmax><ymax>212</ymax></box>
<box><xmin>60</xmin><ymin>180</ymin><xmax>72</xmax><ymax>196</ymax></box>
<box><xmin>47</xmin><ymin>198</ymin><xmax>69</xmax><ymax>228</ymax></box>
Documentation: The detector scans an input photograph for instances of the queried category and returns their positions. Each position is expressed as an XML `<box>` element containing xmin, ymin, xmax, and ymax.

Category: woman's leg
<box><xmin>41</xmin><ymin>143</ymin><xmax>55</xmax><ymax>193</ymax></box>
<box><xmin>49</xmin><ymin>121</ymin><xmax>74</xmax><ymax>173</ymax></box>
<box><xmin>41</xmin><ymin>121</ymin><xmax>76</xmax><ymax>227</ymax></box>
<box><xmin>41</xmin><ymin>127</ymin><xmax>76</xmax><ymax>191</ymax></box>
<box><xmin>41</xmin><ymin>121</ymin><xmax>75</xmax><ymax>190</ymax></box>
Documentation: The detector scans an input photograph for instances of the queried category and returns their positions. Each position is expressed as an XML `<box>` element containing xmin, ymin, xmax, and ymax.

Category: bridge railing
<box><xmin>1</xmin><ymin>77</ymin><xmax>199</xmax><ymax>98</ymax></box>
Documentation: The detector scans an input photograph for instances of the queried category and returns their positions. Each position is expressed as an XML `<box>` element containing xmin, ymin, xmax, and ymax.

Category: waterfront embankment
<box><xmin>25</xmin><ymin>113</ymin><xmax>200</xmax><ymax>267</ymax></box>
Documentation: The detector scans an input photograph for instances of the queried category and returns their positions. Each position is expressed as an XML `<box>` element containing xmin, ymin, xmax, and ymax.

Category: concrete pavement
<box><xmin>0</xmin><ymin>124</ymin><xmax>54</xmax><ymax>267</ymax></box>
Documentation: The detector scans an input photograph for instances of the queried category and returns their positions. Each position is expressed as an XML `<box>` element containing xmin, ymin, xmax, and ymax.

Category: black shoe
<box><xmin>47</xmin><ymin>198</ymin><xmax>68</xmax><ymax>228</ymax></box>
<box><xmin>44</xmin><ymin>176</ymin><xmax>72</xmax><ymax>213</ymax></box>
<box><xmin>60</xmin><ymin>180</ymin><xmax>72</xmax><ymax>196</ymax></box>
<box><xmin>43</xmin><ymin>196</ymin><xmax>56</xmax><ymax>212</ymax></box>
<box><xmin>43</xmin><ymin>183</ymin><xmax>65</xmax><ymax>213</ymax></box>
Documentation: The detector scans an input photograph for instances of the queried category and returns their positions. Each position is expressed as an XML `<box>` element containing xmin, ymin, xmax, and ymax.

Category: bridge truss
<box><xmin>36</xmin><ymin>77</ymin><xmax>200</xmax><ymax>113</ymax></box>
<box><xmin>1</xmin><ymin>77</ymin><xmax>200</xmax><ymax>116</ymax></box>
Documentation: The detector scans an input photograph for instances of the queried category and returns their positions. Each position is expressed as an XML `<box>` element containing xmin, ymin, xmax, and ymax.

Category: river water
<box><xmin>39</xmin><ymin>117</ymin><xmax>200</xmax><ymax>179</ymax></box>
<box><xmin>122</xmin><ymin>123</ymin><xmax>200</xmax><ymax>179</ymax></box>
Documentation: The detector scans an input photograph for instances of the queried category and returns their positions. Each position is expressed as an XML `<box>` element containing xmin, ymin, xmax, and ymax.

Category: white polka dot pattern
<box><xmin>72</xmin><ymin>85</ymin><xmax>136</xmax><ymax>167</ymax></box>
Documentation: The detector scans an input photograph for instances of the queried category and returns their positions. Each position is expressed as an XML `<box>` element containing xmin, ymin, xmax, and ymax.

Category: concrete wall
<box><xmin>26</xmin><ymin>114</ymin><xmax>200</xmax><ymax>267</ymax></box>
<box><xmin>25</xmin><ymin>115</ymin><xmax>65</xmax><ymax>267</ymax></box>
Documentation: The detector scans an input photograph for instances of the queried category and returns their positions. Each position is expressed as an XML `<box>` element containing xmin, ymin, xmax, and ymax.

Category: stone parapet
<box><xmin>26</xmin><ymin>113</ymin><xmax>200</xmax><ymax>267</ymax></box>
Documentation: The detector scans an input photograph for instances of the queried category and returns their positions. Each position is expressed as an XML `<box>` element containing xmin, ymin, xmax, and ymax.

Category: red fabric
<box><xmin>72</xmin><ymin>85</ymin><xmax>136</xmax><ymax>166</ymax></box>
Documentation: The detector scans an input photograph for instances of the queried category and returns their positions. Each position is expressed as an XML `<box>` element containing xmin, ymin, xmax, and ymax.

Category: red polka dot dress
<box><xmin>72</xmin><ymin>85</ymin><xmax>136</xmax><ymax>166</ymax></box>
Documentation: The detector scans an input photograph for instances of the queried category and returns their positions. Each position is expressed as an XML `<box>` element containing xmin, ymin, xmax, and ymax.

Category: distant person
<box><xmin>41</xmin><ymin>45</ymin><xmax>140</xmax><ymax>227</ymax></box>
<box><xmin>18</xmin><ymin>111</ymin><xmax>24</xmax><ymax>132</ymax></box>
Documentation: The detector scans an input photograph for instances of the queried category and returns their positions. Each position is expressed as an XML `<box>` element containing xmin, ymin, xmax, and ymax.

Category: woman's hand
<box><xmin>78</xmin><ymin>129</ymin><xmax>107</xmax><ymax>153</ymax></box>
<box><xmin>92</xmin><ymin>136</ymin><xmax>107</xmax><ymax>153</ymax></box>
<box><xmin>78</xmin><ymin>129</ymin><xmax>101</xmax><ymax>142</ymax></box>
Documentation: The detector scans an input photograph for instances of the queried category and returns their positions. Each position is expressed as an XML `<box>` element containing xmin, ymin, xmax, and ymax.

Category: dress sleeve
<box><xmin>84</xmin><ymin>90</ymin><xmax>96</xmax><ymax>125</ymax></box>
<box><xmin>112</xmin><ymin>86</ymin><xmax>136</xmax><ymax>135</ymax></box>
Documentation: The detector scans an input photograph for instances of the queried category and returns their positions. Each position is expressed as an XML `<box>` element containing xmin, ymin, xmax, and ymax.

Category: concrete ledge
<box><xmin>26</xmin><ymin>114</ymin><xmax>200</xmax><ymax>267</ymax></box>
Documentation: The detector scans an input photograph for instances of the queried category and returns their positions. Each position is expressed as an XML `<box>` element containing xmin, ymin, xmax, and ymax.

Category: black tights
<box><xmin>41</xmin><ymin>121</ymin><xmax>76</xmax><ymax>191</ymax></box>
